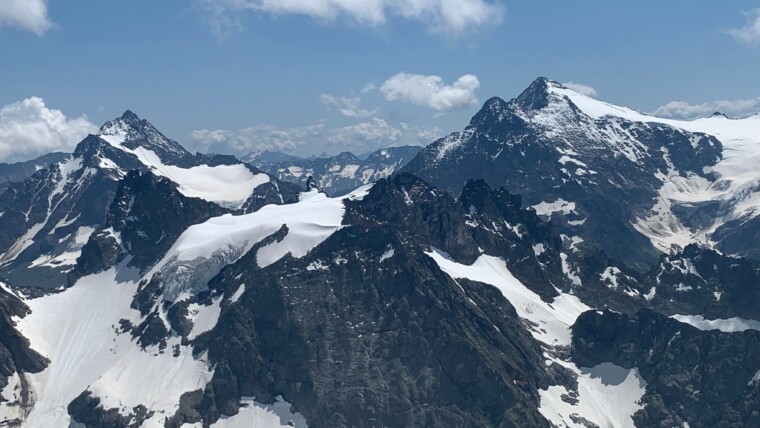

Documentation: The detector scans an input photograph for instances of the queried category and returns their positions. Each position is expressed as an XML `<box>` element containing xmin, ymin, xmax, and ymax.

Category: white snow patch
<box><xmin>379</xmin><ymin>247</ymin><xmax>395</xmax><ymax>262</ymax></box>
<box><xmin>560</xmin><ymin>253</ymin><xmax>582</xmax><ymax>287</ymax></box>
<box><xmin>750</xmin><ymin>371</ymin><xmax>760</xmax><ymax>386</ymax></box>
<box><xmin>98</xmin><ymin>136</ymin><xmax>268</xmax><ymax>208</ymax></box>
<box><xmin>29</xmin><ymin>226</ymin><xmax>95</xmax><ymax>269</ymax></box>
<box><xmin>539</xmin><ymin>362</ymin><xmax>646</xmax><ymax>428</ymax></box>
<box><xmin>229</xmin><ymin>284</ymin><xmax>246</xmax><ymax>303</ymax></box>
<box><xmin>188</xmin><ymin>297</ymin><xmax>223</xmax><ymax>340</ymax></box>
<box><xmin>671</xmin><ymin>314</ymin><xmax>760</xmax><ymax>333</ymax></box>
<box><xmin>306</xmin><ymin>260</ymin><xmax>328</xmax><ymax>271</ymax></box>
<box><xmin>208</xmin><ymin>396</ymin><xmax>307</xmax><ymax>428</ymax></box>
<box><xmin>533</xmin><ymin>243</ymin><xmax>546</xmax><ymax>256</ymax></box>
<box><xmin>600</xmin><ymin>266</ymin><xmax>622</xmax><ymax>289</ymax></box>
<box><xmin>14</xmin><ymin>268</ymin><xmax>213</xmax><ymax>427</ymax></box>
<box><xmin>532</xmin><ymin>199</ymin><xmax>577</xmax><ymax>216</ymax></box>
<box><xmin>339</xmin><ymin>164</ymin><xmax>359</xmax><ymax>178</ymax></box>
<box><xmin>426</xmin><ymin>250</ymin><xmax>589</xmax><ymax>347</ymax></box>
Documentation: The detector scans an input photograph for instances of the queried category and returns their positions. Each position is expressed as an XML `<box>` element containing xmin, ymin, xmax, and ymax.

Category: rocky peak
<box><xmin>97</xmin><ymin>111</ymin><xmax>195</xmax><ymax>167</ymax></box>
<box><xmin>513</xmin><ymin>76</ymin><xmax>554</xmax><ymax>111</ymax></box>
<box><xmin>468</xmin><ymin>96</ymin><xmax>511</xmax><ymax>127</ymax></box>
<box><xmin>344</xmin><ymin>173</ymin><xmax>481</xmax><ymax>263</ymax></box>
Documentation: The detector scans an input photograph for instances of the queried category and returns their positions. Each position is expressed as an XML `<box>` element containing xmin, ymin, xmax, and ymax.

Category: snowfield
<box><xmin>11</xmin><ymin>268</ymin><xmax>214</xmax><ymax>427</ymax></box>
<box><xmin>152</xmin><ymin>186</ymin><xmax>371</xmax><ymax>302</ymax></box>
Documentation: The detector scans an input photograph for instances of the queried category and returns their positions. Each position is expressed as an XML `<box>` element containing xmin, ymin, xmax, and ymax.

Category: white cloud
<box><xmin>653</xmin><ymin>97</ymin><xmax>760</xmax><ymax>119</ymax></box>
<box><xmin>380</xmin><ymin>73</ymin><xmax>480</xmax><ymax>112</ymax></box>
<box><xmin>190</xmin><ymin>117</ymin><xmax>445</xmax><ymax>156</ymax></box>
<box><xmin>325</xmin><ymin>118</ymin><xmax>445</xmax><ymax>152</ymax></box>
<box><xmin>727</xmin><ymin>9</ymin><xmax>760</xmax><ymax>45</ymax></box>
<box><xmin>0</xmin><ymin>97</ymin><xmax>96</xmax><ymax>163</ymax></box>
<box><xmin>188</xmin><ymin>123</ymin><xmax>325</xmax><ymax>154</ymax></box>
<box><xmin>0</xmin><ymin>0</ymin><xmax>52</xmax><ymax>36</ymax></box>
<box><xmin>329</xmin><ymin>118</ymin><xmax>402</xmax><ymax>152</ymax></box>
<box><xmin>320</xmin><ymin>94</ymin><xmax>378</xmax><ymax>117</ymax></box>
<box><xmin>415</xmin><ymin>125</ymin><xmax>445</xmax><ymax>143</ymax></box>
<box><xmin>360</xmin><ymin>82</ymin><xmax>376</xmax><ymax>93</ymax></box>
<box><xmin>201</xmin><ymin>0</ymin><xmax>503</xmax><ymax>38</ymax></box>
<box><xmin>562</xmin><ymin>81</ymin><xmax>597</xmax><ymax>98</ymax></box>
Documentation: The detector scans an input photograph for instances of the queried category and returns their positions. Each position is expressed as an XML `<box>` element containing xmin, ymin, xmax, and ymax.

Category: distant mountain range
<box><xmin>2</xmin><ymin>79</ymin><xmax>760</xmax><ymax>428</ymax></box>
<box><xmin>246</xmin><ymin>146</ymin><xmax>422</xmax><ymax>196</ymax></box>
<box><xmin>0</xmin><ymin>152</ymin><xmax>70</xmax><ymax>193</ymax></box>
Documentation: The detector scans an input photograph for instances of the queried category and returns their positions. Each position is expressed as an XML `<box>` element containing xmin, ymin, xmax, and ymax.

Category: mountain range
<box><xmin>246</xmin><ymin>146</ymin><xmax>422</xmax><ymax>196</ymax></box>
<box><xmin>1</xmin><ymin>78</ymin><xmax>760</xmax><ymax>427</ymax></box>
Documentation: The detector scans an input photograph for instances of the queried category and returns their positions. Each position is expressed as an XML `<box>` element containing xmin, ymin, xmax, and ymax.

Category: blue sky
<box><xmin>1</xmin><ymin>0</ymin><xmax>759</xmax><ymax>162</ymax></box>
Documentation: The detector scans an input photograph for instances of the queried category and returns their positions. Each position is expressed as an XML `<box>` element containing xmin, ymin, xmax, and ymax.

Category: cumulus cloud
<box><xmin>201</xmin><ymin>0</ymin><xmax>503</xmax><ymax>38</ymax></box>
<box><xmin>414</xmin><ymin>125</ymin><xmax>445</xmax><ymax>143</ymax></box>
<box><xmin>328</xmin><ymin>118</ymin><xmax>403</xmax><ymax>152</ymax></box>
<box><xmin>727</xmin><ymin>9</ymin><xmax>760</xmax><ymax>45</ymax></box>
<box><xmin>188</xmin><ymin>123</ymin><xmax>325</xmax><ymax>154</ymax></box>
<box><xmin>562</xmin><ymin>82</ymin><xmax>598</xmax><ymax>98</ymax></box>
<box><xmin>653</xmin><ymin>97</ymin><xmax>760</xmax><ymax>119</ymax></box>
<box><xmin>0</xmin><ymin>97</ymin><xmax>96</xmax><ymax>163</ymax></box>
<box><xmin>380</xmin><ymin>73</ymin><xmax>480</xmax><ymax>112</ymax></box>
<box><xmin>0</xmin><ymin>0</ymin><xmax>52</xmax><ymax>36</ymax></box>
<box><xmin>189</xmin><ymin>117</ymin><xmax>445</xmax><ymax>156</ymax></box>
<box><xmin>320</xmin><ymin>94</ymin><xmax>378</xmax><ymax>118</ymax></box>
<box><xmin>328</xmin><ymin>119</ymin><xmax>444</xmax><ymax>153</ymax></box>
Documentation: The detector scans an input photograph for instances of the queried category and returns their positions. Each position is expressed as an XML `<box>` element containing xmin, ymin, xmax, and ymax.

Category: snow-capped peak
<box><xmin>98</xmin><ymin>110</ymin><xmax>192</xmax><ymax>165</ymax></box>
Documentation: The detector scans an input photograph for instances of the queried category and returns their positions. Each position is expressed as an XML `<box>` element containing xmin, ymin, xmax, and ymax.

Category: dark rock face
<box><xmin>344</xmin><ymin>173</ymin><xmax>481</xmax><ymax>264</ymax></box>
<box><xmin>188</xmin><ymin>225</ymin><xmax>551</xmax><ymax>427</ymax></box>
<box><xmin>70</xmin><ymin>170</ymin><xmax>230</xmax><ymax>283</ymax></box>
<box><xmin>572</xmin><ymin>309</ymin><xmax>760</xmax><ymax>428</ymax></box>
<box><xmin>248</xmin><ymin>146</ymin><xmax>422</xmax><ymax>196</ymax></box>
<box><xmin>0</xmin><ymin>142</ymin><xmax>128</xmax><ymax>288</ymax></box>
<box><xmin>345</xmin><ymin>174</ymin><xmax>639</xmax><ymax>310</ymax></box>
<box><xmin>68</xmin><ymin>391</ymin><xmax>154</xmax><ymax>428</ymax></box>
<box><xmin>0</xmin><ymin>287</ymin><xmax>48</xmax><ymax>380</ymax></box>
<box><xmin>158</xmin><ymin>174</ymin><xmax>656</xmax><ymax>428</ymax></box>
<box><xmin>712</xmin><ymin>215</ymin><xmax>760</xmax><ymax>261</ymax></box>
<box><xmin>402</xmin><ymin>78</ymin><xmax>722</xmax><ymax>271</ymax></box>
<box><xmin>458</xmin><ymin>179</ymin><xmax>566</xmax><ymax>300</ymax></box>
<box><xmin>646</xmin><ymin>244</ymin><xmax>760</xmax><ymax>320</ymax></box>
<box><xmin>242</xmin><ymin>176</ymin><xmax>301</xmax><ymax>213</ymax></box>
<box><xmin>0</xmin><ymin>287</ymin><xmax>48</xmax><ymax>425</ymax></box>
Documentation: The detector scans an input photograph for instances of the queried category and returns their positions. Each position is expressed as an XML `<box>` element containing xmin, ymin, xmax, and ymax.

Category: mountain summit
<box><xmin>402</xmin><ymin>77</ymin><xmax>743</xmax><ymax>270</ymax></box>
<box><xmin>0</xmin><ymin>112</ymin><xmax>300</xmax><ymax>289</ymax></box>
<box><xmin>98</xmin><ymin>110</ymin><xmax>196</xmax><ymax>167</ymax></box>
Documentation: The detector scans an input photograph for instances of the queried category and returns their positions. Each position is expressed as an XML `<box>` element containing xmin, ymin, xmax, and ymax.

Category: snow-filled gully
<box><xmin>426</xmin><ymin>250</ymin><xmax>646</xmax><ymax>428</ymax></box>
